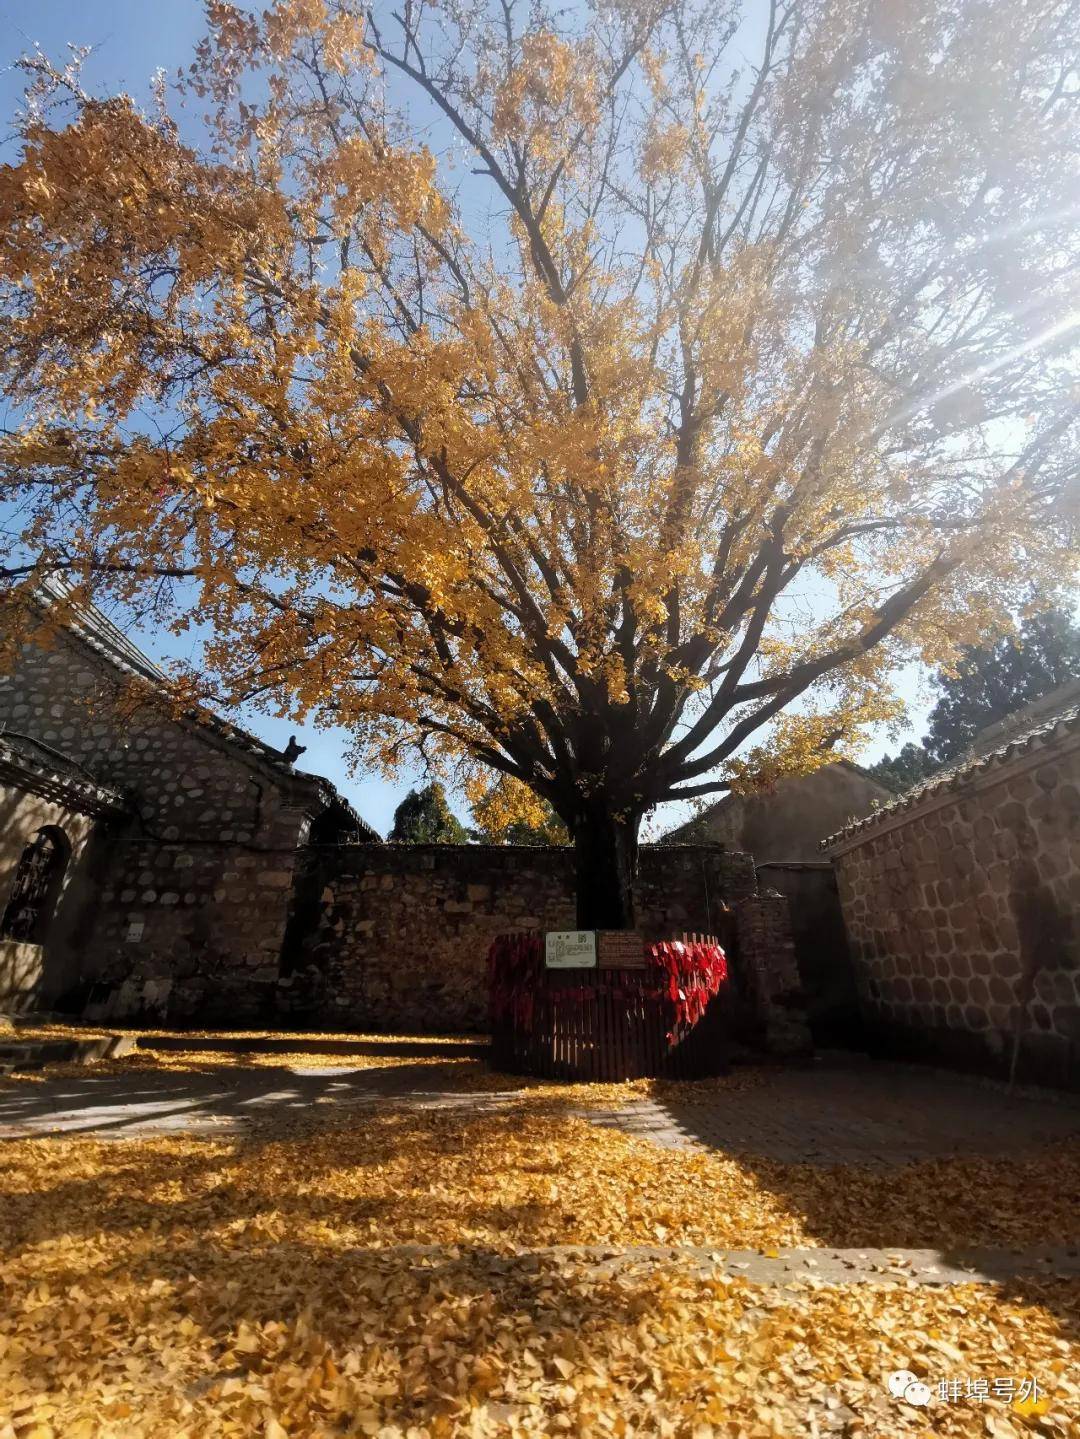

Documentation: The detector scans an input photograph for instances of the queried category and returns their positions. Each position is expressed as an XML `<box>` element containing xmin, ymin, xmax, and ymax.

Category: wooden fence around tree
<box><xmin>488</xmin><ymin>933</ymin><xmax>731</xmax><ymax>1081</ymax></box>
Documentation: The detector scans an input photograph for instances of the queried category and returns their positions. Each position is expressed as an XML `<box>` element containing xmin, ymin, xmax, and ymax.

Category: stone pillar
<box><xmin>735</xmin><ymin>889</ymin><xmax>813</xmax><ymax>1056</ymax></box>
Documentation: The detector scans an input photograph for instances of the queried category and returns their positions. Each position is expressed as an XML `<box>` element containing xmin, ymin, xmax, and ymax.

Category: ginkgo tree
<box><xmin>1</xmin><ymin>0</ymin><xmax>1078</xmax><ymax>928</ymax></box>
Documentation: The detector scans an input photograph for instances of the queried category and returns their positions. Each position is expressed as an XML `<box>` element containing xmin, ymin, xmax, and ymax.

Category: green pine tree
<box><xmin>866</xmin><ymin>606</ymin><xmax>1080</xmax><ymax>791</ymax></box>
<box><xmin>865</xmin><ymin>742</ymin><xmax>938</xmax><ymax>794</ymax></box>
<box><xmin>925</xmin><ymin>607</ymin><xmax>1080</xmax><ymax>765</ymax></box>
<box><xmin>388</xmin><ymin>783</ymin><xmax>469</xmax><ymax>843</ymax></box>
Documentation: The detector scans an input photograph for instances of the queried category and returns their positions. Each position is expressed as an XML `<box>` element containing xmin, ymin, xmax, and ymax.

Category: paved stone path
<box><xmin>586</xmin><ymin>1062</ymin><xmax>1080</xmax><ymax>1165</ymax></box>
<box><xmin>0</xmin><ymin>1061</ymin><xmax>426</xmax><ymax>1139</ymax></box>
<box><xmin>348</xmin><ymin>1241</ymin><xmax>1080</xmax><ymax>1285</ymax></box>
<box><xmin>2</xmin><ymin>1053</ymin><xmax>1077</xmax><ymax>1158</ymax></box>
<box><xmin>2</xmin><ymin>1053</ymin><xmax>1078</xmax><ymax>1286</ymax></box>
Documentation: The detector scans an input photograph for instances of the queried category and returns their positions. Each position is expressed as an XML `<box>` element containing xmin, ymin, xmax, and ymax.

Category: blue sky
<box><xmin>0</xmin><ymin>0</ymin><xmax>933</xmax><ymax>837</ymax></box>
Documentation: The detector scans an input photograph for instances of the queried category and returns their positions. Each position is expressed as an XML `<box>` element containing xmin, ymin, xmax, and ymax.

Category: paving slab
<box><xmin>586</xmin><ymin>1063</ymin><xmax>1080</xmax><ymax>1165</ymax></box>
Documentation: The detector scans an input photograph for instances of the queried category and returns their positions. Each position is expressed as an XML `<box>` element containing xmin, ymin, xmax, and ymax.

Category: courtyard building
<box><xmin>0</xmin><ymin>580</ymin><xmax>376</xmax><ymax>1019</ymax></box>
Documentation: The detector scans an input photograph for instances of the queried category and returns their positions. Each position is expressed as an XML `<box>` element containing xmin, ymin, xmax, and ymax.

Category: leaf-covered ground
<box><xmin>1</xmin><ymin>1040</ymin><xmax>1077</xmax><ymax>1437</ymax></box>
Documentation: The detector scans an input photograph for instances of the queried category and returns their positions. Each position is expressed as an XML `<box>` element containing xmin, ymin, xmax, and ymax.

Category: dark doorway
<box><xmin>756</xmin><ymin>861</ymin><xmax>863</xmax><ymax>1048</ymax></box>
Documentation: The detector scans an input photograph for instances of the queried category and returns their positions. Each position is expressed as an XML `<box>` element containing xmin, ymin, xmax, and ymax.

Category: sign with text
<box><xmin>597</xmin><ymin>931</ymin><xmax>646</xmax><ymax>969</ymax></box>
<box><xmin>545</xmin><ymin>930</ymin><xmax>597</xmax><ymax>968</ymax></box>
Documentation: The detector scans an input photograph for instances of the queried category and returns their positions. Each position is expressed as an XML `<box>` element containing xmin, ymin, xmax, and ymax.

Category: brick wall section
<box><xmin>0</xmin><ymin>632</ymin><xmax>324</xmax><ymax>1019</ymax></box>
<box><xmin>829</xmin><ymin>729</ymin><xmax>1080</xmax><ymax>1088</ymax></box>
<box><xmin>280</xmin><ymin>843</ymin><xmax>761</xmax><ymax>1033</ymax></box>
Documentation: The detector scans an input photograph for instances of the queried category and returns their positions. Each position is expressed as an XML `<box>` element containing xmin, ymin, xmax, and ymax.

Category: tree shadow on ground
<box><xmin>139</xmin><ymin>1033</ymin><xmax>489</xmax><ymax>1058</ymax></box>
<box><xmin>5</xmin><ymin>1089</ymin><xmax>1078</xmax><ymax>1433</ymax></box>
<box><xmin>5</xmin><ymin>1176</ymin><xmax>1078</xmax><ymax>1431</ymax></box>
<box><xmin>648</xmin><ymin>1064</ymin><xmax>1080</xmax><ymax>1346</ymax></box>
<box><xmin>2</xmin><ymin>1224</ymin><xmax>779</xmax><ymax>1434</ymax></box>
<box><xmin>0</xmin><ymin>1052</ymin><xmax>523</xmax><ymax>1138</ymax></box>
<box><xmin>3</xmin><ymin>1043</ymin><xmax>1079</xmax><ymax>1376</ymax></box>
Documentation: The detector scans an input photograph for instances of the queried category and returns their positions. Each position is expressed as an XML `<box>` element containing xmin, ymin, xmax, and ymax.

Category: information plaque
<box><xmin>545</xmin><ymin>930</ymin><xmax>598</xmax><ymax>968</ymax></box>
<box><xmin>597</xmin><ymin>930</ymin><xmax>646</xmax><ymax>969</ymax></box>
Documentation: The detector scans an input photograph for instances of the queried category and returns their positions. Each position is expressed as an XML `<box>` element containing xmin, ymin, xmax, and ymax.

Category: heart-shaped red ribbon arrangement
<box><xmin>488</xmin><ymin>932</ymin><xmax>728</xmax><ymax>1042</ymax></box>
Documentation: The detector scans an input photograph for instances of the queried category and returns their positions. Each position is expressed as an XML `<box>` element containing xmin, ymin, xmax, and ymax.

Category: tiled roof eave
<box><xmin>0</xmin><ymin>741</ymin><xmax>127</xmax><ymax>817</ymax></box>
<box><xmin>299</xmin><ymin>772</ymin><xmax>381</xmax><ymax>841</ymax></box>
<box><xmin>822</xmin><ymin>706</ymin><xmax>1080</xmax><ymax>851</ymax></box>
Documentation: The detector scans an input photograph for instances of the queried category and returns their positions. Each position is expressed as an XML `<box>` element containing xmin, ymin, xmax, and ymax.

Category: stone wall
<box><xmin>0</xmin><ymin>630</ymin><xmax>333</xmax><ymax>1021</ymax></box>
<box><xmin>734</xmin><ymin>891</ymin><xmax>812</xmax><ymax>1055</ymax></box>
<box><xmin>82</xmin><ymin>829</ymin><xmax>318</xmax><ymax>1022</ymax></box>
<box><xmin>0</xmin><ymin>632</ymin><xmax>299</xmax><ymax>842</ymax></box>
<box><xmin>829</xmin><ymin>724</ymin><xmax>1080</xmax><ymax>1088</ymax></box>
<box><xmin>0</xmin><ymin>942</ymin><xmax>45</xmax><ymax>1015</ymax></box>
<box><xmin>280</xmin><ymin>843</ymin><xmax>762</xmax><ymax>1033</ymax></box>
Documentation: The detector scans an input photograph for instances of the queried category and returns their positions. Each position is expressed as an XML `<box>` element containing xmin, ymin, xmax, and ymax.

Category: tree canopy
<box><xmin>468</xmin><ymin>774</ymin><xmax>569</xmax><ymax>845</ymax></box>
<box><xmin>389</xmin><ymin>781</ymin><xmax>468</xmax><ymax>843</ymax></box>
<box><xmin>1</xmin><ymin>0</ymin><xmax>1078</xmax><ymax>923</ymax></box>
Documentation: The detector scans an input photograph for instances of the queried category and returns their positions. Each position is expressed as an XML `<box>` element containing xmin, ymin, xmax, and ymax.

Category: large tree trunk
<box><xmin>573</xmin><ymin>802</ymin><xmax>641</xmax><ymax>930</ymax></box>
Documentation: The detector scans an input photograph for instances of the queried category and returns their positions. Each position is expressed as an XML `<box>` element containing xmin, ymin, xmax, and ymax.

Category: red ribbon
<box><xmin>488</xmin><ymin>933</ymin><xmax>729</xmax><ymax>1040</ymax></box>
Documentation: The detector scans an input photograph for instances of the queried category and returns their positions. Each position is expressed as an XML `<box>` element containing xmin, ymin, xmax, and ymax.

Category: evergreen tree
<box><xmin>925</xmin><ymin>608</ymin><xmax>1080</xmax><ymax>765</ymax></box>
<box><xmin>866</xmin><ymin>607</ymin><xmax>1080</xmax><ymax>789</ymax></box>
<box><xmin>866</xmin><ymin>742</ymin><xmax>938</xmax><ymax>795</ymax></box>
<box><xmin>389</xmin><ymin>783</ymin><xmax>468</xmax><ymax>844</ymax></box>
